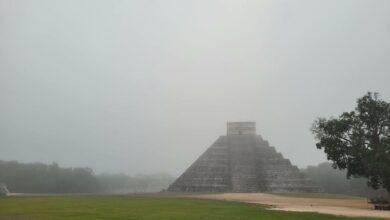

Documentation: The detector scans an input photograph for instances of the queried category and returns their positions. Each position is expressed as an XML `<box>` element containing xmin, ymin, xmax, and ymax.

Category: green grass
<box><xmin>0</xmin><ymin>195</ymin><xmax>374</xmax><ymax>220</ymax></box>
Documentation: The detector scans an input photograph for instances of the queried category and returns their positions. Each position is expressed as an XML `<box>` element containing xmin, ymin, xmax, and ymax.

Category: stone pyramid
<box><xmin>168</xmin><ymin>122</ymin><xmax>321</xmax><ymax>193</ymax></box>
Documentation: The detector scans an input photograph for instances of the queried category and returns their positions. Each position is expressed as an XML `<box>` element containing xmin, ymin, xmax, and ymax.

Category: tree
<box><xmin>0</xmin><ymin>160</ymin><xmax>100</xmax><ymax>193</ymax></box>
<box><xmin>311</xmin><ymin>92</ymin><xmax>390</xmax><ymax>194</ymax></box>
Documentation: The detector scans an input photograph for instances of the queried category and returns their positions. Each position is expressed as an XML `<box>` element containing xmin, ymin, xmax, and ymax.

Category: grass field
<box><xmin>0</xmin><ymin>196</ymin><xmax>375</xmax><ymax>220</ymax></box>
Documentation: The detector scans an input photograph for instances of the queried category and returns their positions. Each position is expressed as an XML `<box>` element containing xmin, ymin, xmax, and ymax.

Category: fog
<box><xmin>1</xmin><ymin>0</ymin><xmax>390</xmax><ymax>176</ymax></box>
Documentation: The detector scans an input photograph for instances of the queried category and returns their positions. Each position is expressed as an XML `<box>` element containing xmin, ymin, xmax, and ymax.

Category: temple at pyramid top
<box><xmin>227</xmin><ymin>121</ymin><xmax>256</xmax><ymax>135</ymax></box>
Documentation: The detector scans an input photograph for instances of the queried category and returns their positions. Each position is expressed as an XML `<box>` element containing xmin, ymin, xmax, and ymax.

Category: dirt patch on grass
<box><xmin>186</xmin><ymin>193</ymin><xmax>390</xmax><ymax>219</ymax></box>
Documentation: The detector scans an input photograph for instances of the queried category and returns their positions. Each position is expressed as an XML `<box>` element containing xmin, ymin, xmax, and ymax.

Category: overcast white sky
<box><xmin>1</xmin><ymin>0</ymin><xmax>390</xmax><ymax>176</ymax></box>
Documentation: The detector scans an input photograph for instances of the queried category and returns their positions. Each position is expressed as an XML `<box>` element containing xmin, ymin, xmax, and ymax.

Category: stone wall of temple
<box><xmin>227</xmin><ymin>122</ymin><xmax>256</xmax><ymax>135</ymax></box>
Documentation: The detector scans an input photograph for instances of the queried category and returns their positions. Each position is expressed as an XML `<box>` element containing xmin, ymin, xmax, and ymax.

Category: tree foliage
<box><xmin>312</xmin><ymin>92</ymin><xmax>390</xmax><ymax>192</ymax></box>
<box><xmin>302</xmin><ymin>162</ymin><xmax>386</xmax><ymax>197</ymax></box>
<box><xmin>0</xmin><ymin>160</ymin><xmax>175</xmax><ymax>193</ymax></box>
<box><xmin>0</xmin><ymin>160</ymin><xmax>99</xmax><ymax>193</ymax></box>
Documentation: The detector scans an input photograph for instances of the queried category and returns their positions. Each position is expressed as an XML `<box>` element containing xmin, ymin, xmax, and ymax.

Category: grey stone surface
<box><xmin>0</xmin><ymin>183</ymin><xmax>9</xmax><ymax>196</ymax></box>
<box><xmin>227</xmin><ymin>122</ymin><xmax>256</xmax><ymax>135</ymax></box>
<box><xmin>168</xmin><ymin>122</ymin><xmax>321</xmax><ymax>193</ymax></box>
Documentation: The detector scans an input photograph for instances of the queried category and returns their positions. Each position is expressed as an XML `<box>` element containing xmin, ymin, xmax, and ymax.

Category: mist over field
<box><xmin>1</xmin><ymin>0</ymin><xmax>390</xmax><ymax>178</ymax></box>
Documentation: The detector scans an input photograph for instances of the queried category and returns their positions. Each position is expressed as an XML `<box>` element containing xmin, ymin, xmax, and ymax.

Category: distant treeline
<box><xmin>0</xmin><ymin>160</ymin><xmax>174</xmax><ymax>193</ymax></box>
<box><xmin>302</xmin><ymin>162</ymin><xmax>387</xmax><ymax>197</ymax></box>
<box><xmin>97</xmin><ymin>173</ymin><xmax>174</xmax><ymax>193</ymax></box>
<box><xmin>0</xmin><ymin>160</ymin><xmax>99</xmax><ymax>193</ymax></box>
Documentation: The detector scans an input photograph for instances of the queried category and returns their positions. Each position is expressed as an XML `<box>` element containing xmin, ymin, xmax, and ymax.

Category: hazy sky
<box><xmin>1</xmin><ymin>0</ymin><xmax>390</xmax><ymax>175</ymax></box>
